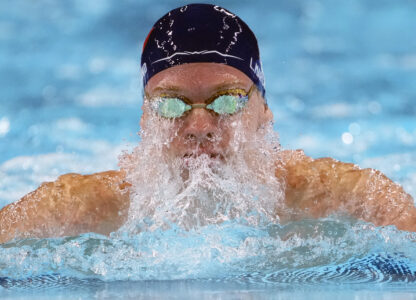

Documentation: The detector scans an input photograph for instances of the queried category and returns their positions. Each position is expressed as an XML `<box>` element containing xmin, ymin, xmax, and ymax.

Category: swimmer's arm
<box><xmin>0</xmin><ymin>170</ymin><xmax>130</xmax><ymax>243</ymax></box>
<box><xmin>280</xmin><ymin>150</ymin><xmax>416</xmax><ymax>232</ymax></box>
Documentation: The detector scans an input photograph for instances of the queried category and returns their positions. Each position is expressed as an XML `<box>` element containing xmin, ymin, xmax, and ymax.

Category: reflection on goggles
<box><xmin>146</xmin><ymin>84</ymin><xmax>256</xmax><ymax>118</ymax></box>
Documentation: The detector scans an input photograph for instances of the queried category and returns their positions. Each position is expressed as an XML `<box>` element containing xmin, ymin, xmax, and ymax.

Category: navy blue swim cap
<box><xmin>141</xmin><ymin>3</ymin><xmax>266</xmax><ymax>99</ymax></box>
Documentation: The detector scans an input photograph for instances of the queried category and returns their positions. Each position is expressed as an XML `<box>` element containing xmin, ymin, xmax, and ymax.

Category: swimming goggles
<box><xmin>145</xmin><ymin>83</ymin><xmax>256</xmax><ymax>118</ymax></box>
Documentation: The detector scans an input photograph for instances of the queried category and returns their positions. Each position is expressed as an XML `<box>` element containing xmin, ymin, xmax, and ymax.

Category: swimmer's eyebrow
<box><xmin>151</xmin><ymin>86</ymin><xmax>182</xmax><ymax>94</ymax></box>
<box><xmin>151</xmin><ymin>81</ymin><xmax>248</xmax><ymax>95</ymax></box>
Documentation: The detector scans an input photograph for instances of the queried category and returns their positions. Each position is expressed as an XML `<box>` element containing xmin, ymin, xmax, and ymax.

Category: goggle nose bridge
<box><xmin>190</xmin><ymin>103</ymin><xmax>208</xmax><ymax>109</ymax></box>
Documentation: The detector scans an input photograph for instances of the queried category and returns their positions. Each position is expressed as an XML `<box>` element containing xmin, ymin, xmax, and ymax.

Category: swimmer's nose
<box><xmin>182</xmin><ymin>108</ymin><xmax>217</xmax><ymax>142</ymax></box>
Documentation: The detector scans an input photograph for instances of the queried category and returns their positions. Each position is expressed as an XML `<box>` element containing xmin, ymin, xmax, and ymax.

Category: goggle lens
<box><xmin>206</xmin><ymin>94</ymin><xmax>248</xmax><ymax>115</ymax></box>
<box><xmin>148</xmin><ymin>84</ymin><xmax>255</xmax><ymax>119</ymax></box>
<box><xmin>154</xmin><ymin>97</ymin><xmax>191</xmax><ymax>118</ymax></box>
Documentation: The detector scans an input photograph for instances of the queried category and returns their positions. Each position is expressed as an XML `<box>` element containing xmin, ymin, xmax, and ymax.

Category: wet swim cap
<box><xmin>141</xmin><ymin>3</ymin><xmax>266</xmax><ymax>99</ymax></box>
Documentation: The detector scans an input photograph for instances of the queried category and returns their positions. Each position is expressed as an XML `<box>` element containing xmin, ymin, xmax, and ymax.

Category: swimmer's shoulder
<box><xmin>56</xmin><ymin>169</ymin><xmax>131</xmax><ymax>192</ymax></box>
<box><xmin>275</xmin><ymin>149</ymin><xmax>313</xmax><ymax>179</ymax></box>
<box><xmin>0</xmin><ymin>169</ymin><xmax>131</xmax><ymax>242</ymax></box>
<box><xmin>274</xmin><ymin>149</ymin><xmax>360</xmax><ymax>204</ymax></box>
<box><xmin>274</xmin><ymin>149</ymin><xmax>416</xmax><ymax>231</ymax></box>
<box><xmin>51</xmin><ymin>169</ymin><xmax>132</xmax><ymax>221</ymax></box>
<box><xmin>54</xmin><ymin>170</ymin><xmax>131</xmax><ymax>235</ymax></box>
<box><xmin>276</xmin><ymin>149</ymin><xmax>359</xmax><ymax>174</ymax></box>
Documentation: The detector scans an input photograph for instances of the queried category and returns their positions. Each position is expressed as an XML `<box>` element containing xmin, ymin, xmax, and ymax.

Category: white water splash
<box><xmin>118</xmin><ymin>109</ymin><xmax>284</xmax><ymax>232</ymax></box>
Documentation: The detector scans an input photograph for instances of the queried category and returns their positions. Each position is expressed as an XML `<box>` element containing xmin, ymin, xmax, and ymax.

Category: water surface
<box><xmin>1</xmin><ymin>0</ymin><xmax>416</xmax><ymax>299</ymax></box>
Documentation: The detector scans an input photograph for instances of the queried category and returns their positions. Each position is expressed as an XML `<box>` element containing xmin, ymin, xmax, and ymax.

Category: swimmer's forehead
<box><xmin>145</xmin><ymin>63</ymin><xmax>253</xmax><ymax>96</ymax></box>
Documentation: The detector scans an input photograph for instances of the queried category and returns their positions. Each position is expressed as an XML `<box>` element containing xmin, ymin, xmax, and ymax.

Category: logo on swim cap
<box><xmin>250</xmin><ymin>58</ymin><xmax>265</xmax><ymax>89</ymax></box>
<box><xmin>151</xmin><ymin>50</ymin><xmax>244</xmax><ymax>65</ymax></box>
<box><xmin>141</xmin><ymin>4</ymin><xmax>266</xmax><ymax>99</ymax></box>
<box><xmin>140</xmin><ymin>62</ymin><xmax>147</xmax><ymax>82</ymax></box>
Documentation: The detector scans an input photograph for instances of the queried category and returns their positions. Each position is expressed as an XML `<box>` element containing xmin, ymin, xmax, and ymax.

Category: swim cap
<box><xmin>141</xmin><ymin>3</ymin><xmax>266</xmax><ymax>99</ymax></box>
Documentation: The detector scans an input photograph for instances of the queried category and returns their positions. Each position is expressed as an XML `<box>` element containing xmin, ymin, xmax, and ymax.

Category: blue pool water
<box><xmin>1</xmin><ymin>0</ymin><xmax>416</xmax><ymax>298</ymax></box>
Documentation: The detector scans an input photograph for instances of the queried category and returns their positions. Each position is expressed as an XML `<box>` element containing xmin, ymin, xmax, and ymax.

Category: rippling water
<box><xmin>1</xmin><ymin>0</ymin><xmax>416</xmax><ymax>298</ymax></box>
<box><xmin>1</xmin><ymin>219</ymin><xmax>416</xmax><ymax>298</ymax></box>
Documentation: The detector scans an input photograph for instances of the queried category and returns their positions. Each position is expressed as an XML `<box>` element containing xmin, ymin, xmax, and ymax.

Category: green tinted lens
<box><xmin>206</xmin><ymin>95</ymin><xmax>248</xmax><ymax>115</ymax></box>
<box><xmin>156</xmin><ymin>97</ymin><xmax>191</xmax><ymax>118</ymax></box>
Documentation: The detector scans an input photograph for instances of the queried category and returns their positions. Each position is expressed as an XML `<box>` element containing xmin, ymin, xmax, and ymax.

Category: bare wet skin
<box><xmin>0</xmin><ymin>63</ymin><xmax>416</xmax><ymax>243</ymax></box>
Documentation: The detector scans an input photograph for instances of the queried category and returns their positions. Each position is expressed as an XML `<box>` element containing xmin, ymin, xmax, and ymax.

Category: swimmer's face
<box><xmin>142</xmin><ymin>63</ymin><xmax>273</xmax><ymax>159</ymax></box>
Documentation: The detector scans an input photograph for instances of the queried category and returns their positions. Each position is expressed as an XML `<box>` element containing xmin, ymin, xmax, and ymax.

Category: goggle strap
<box><xmin>247</xmin><ymin>84</ymin><xmax>256</xmax><ymax>98</ymax></box>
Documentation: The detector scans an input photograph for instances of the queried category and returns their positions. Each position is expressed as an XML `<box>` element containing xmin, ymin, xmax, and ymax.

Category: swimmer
<box><xmin>1</xmin><ymin>4</ymin><xmax>415</xmax><ymax>243</ymax></box>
